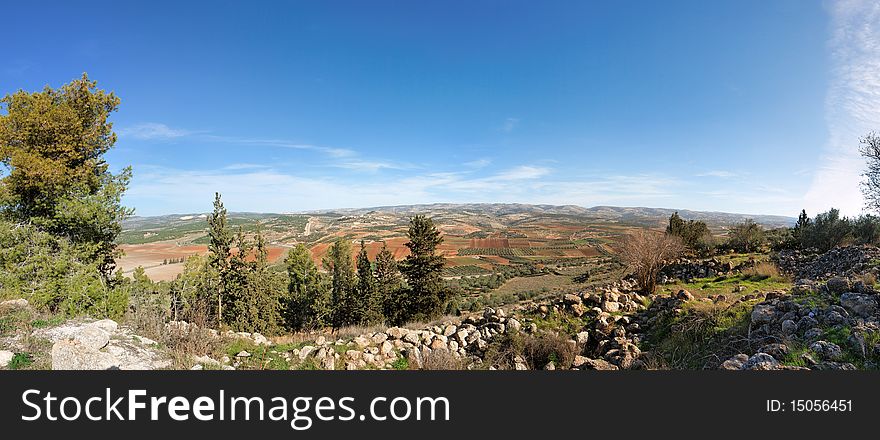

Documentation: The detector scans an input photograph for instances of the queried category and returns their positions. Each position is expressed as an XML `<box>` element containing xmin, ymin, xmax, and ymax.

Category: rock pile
<box><xmin>34</xmin><ymin>319</ymin><xmax>171</xmax><ymax>370</ymax></box>
<box><xmin>659</xmin><ymin>257</ymin><xmax>752</xmax><ymax>283</ymax></box>
<box><xmin>775</xmin><ymin>245</ymin><xmax>880</xmax><ymax>281</ymax></box>
<box><xmin>721</xmin><ymin>277</ymin><xmax>879</xmax><ymax>370</ymax></box>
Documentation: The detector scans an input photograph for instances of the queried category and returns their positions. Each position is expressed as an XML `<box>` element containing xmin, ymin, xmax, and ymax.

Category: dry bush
<box><xmin>163</xmin><ymin>300</ymin><xmax>219</xmax><ymax>369</ymax></box>
<box><xmin>523</xmin><ymin>332</ymin><xmax>577</xmax><ymax>369</ymax></box>
<box><xmin>743</xmin><ymin>261</ymin><xmax>782</xmax><ymax>281</ymax></box>
<box><xmin>332</xmin><ymin>323</ymin><xmax>389</xmax><ymax>340</ymax></box>
<box><xmin>482</xmin><ymin>332</ymin><xmax>576</xmax><ymax>370</ymax></box>
<box><xmin>859</xmin><ymin>272</ymin><xmax>877</xmax><ymax>288</ymax></box>
<box><xmin>420</xmin><ymin>349</ymin><xmax>465</xmax><ymax>370</ymax></box>
<box><xmin>126</xmin><ymin>300</ymin><xmax>168</xmax><ymax>343</ymax></box>
<box><xmin>616</xmin><ymin>230</ymin><xmax>685</xmax><ymax>294</ymax></box>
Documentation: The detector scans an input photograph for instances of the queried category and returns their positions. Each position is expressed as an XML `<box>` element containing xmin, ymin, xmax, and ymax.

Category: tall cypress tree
<box><xmin>376</xmin><ymin>242</ymin><xmax>405</xmax><ymax>325</ymax></box>
<box><xmin>400</xmin><ymin>215</ymin><xmax>448</xmax><ymax>322</ymax></box>
<box><xmin>285</xmin><ymin>244</ymin><xmax>329</xmax><ymax>330</ymax></box>
<box><xmin>324</xmin><ymin>239</ymin><xmax>357</xmax><ymax>329</ymax></box>
<box><xmin>356</xmin><ymin>240</ymin><xmax>382</xmax><ymax>325</ymax></box>
<box><xmin>207</xmin><ymin>192</ymin><xmax>231</xmax><ymax>327</ymax></box>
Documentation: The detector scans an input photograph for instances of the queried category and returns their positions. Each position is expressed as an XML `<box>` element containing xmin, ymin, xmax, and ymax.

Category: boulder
<box><xmin>781</xmin><ymin>319</ymin><xmax>797</xmax><ymax>335</ymax></box>
<box><xmin>51</xmin><ymin>340</ymin><xmax>118</xmax><ymax>370</ymax></box>
<box><xmin>0</xmin><ymin>350</ymin><xmax>14</xmax><ymax>367</ymax></box>
<box><xmin>575</xmin><ymin>357</ymin><xmax>619</xmax><ymax>370</ymax></box>
<box><xmin>720</xmin><ymin>354</ymin><xmax>749</xmax><ymax>370</ymax></box>
<box><xmin>742</xmin><ymin>353</ymin><xmax>780</xmax><ymax>370</ymax></box>
<box><xmin>826</xmin><ymin>277</ymin><xmax>851</xmax><ymax>295</ymax></box>
<box><xmin>0</xmin><ymin>298</ymin><xmax>29</xmax><ymax>310</ymax></box>
<box><xmin>676</xmin><ymin>289</ymin><xmax>695</xmax><ymax>301</ymax></box>
<box><xmin>74</xmin><ymin>326</ymin><xmax>110</xmax><ymax>350</ymax></box>
<box><xmin>751</xmin><ymin>304</ymin><xmax>776</xmax><ymax>325</ymax></box>
<box><xmin>809</xmin><ymin>341</ymin><xmax>844</xmax><ymax>361</ymax></box>
<box><xmin>507</xmin><ymin>318</ymin><xmax>522</xmax><ymax>332</ymax></box>
<box><xmin>758</xmin><ymin>343</ymin><xmax>789</xmax><ymax>359</ymax></box>
<box><xmin>91</xmin><ymin>319</ymin><xmax>118</xmax><ymax>333</ymax></box>
<box><xmin>839</xmin><ymin>293</ymin><xmax>878</xmax><ymax>318</ymax></box>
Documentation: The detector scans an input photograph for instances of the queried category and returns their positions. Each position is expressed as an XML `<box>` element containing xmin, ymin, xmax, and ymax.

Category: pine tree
<box><xmin>324</xmin><ymin>239</ymin><xmax>357</xmax><ymax>329</ymax></box>
<box><xmin>207</xmin><ymin>192</ymin><xmax>232</xmax><ymax>327</ymax></box>
<box><xmin>0</xmin><ymin>73</ymin><xmax>132</xmax><ymax>278</ymax></box>
<box><xmin>285</xmin><ymin>244</ymin><xmax>329</xmax><ymax>329</ymax></box>
<box><xmin>356</xmin><ymin>240</ymin><xmax>382</xmax><ymax>325</ymax></box>
<box><xmin>400</xmin><ymin>215</ymin><xmax>449</xmax><ymax>322</ymax></box>
<box><xmin>376</xmin><ymin>242</ymin><xmax>405</xmax><ymax>325</ymax></box>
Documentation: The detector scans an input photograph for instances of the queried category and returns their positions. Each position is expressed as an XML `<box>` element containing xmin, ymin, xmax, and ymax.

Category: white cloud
<box><xmin>804</xmin><ymin>0</ymin><xmax>880</xmax><ymax>216</ymax></box>
<box><xmin>118</xmin><ymin>123</ymin><xmax>192</xmax><ymax>140</ymax></box>
<box><xmin>500</xmin><ymin>117</ymin><xmax>520</xmax><ymax>132</ymax></box>
<box><xmin>331</xmin><ymin>160</ymin><xmax>415</xmax><ymax>172</ymax></box>
<box><xmin>697</xmin><ymin>170</ymin><xmax>737</xmax><ymax>178</ymax></box>
<box><xmin>464</xmin><ymin>158</ymin><xmax>492</xmax><ymax>169</ymax></box>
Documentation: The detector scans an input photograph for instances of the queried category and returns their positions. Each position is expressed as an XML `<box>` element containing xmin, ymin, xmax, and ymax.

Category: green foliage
<box><xmin>391</xmin><ymin>355</ymin><xmax>409</xmax><ymax>370</ymax></box>
<box><xmin>224</xmin><ymin>229</ymin><xmax>286</xmax><ymax>334</ymax></box>
<box><xmin>666</xmin><ymin>212</ymin><xmax>712</xmax><ymax>252</ymax></box>
<box><xmin>0</xmin><ymin>220</ymin><xmax>128</xmax><ymax>319</ymax></box>
<box><xmin>7</xmin><ymin>352</ymin><xmax>34</xmax><ymax>370</ymax></box>
<box><xmin>356</xmin><ymin>240</ymin><xmax>383</xmax><ymax>325</ymax></box>
<box><xmin>726</xmin><ymin>219</ymin><xmax>765</xmax><ymax>253</ymax></box>
<box><xmin>285</xmin><ymin>244</ymin><xmax>330</xmax><ymax>330</ymax></box>
<box><xmin>376</xmin><ymin>242</ymin><xmax>405</xmax><ymax>325</ymax></box>
<box><xmin>324</xmin><ymin>239</ymin><xmax>359</xmax><ymax>328</ymax></box>
<box><xmin>398</xmin><ymin>215</ymin><xmax>450</xmax><ymax>324</ymax></box>
<box><xmin>207</xmin><ymin>193</ymin><xmax>231</xmax><ymax>325</ymax></box>
<box><xmin>780</xmin><ymin>208</ymin><xmax>880</xmax><ymax>252</ymax></box>
<box><xmin>0</xmin><ymin>74</ymin><xmax>132</xmax><ymax>276</ymax></box>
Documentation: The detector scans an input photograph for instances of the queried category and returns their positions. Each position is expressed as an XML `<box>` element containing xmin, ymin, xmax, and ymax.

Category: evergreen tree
<box><xmin>376</xmin><ymin>242</ymin><xmax>405</xmax><ymax>325</ymax></box>
<box><xmin>0</xmin><ymin>73</ymin><xmax>132</xmax><ymax>278</ymax></box>
<box><xmin>285</xmin><ymin>244</ymin><xmax>330</xmax><ymax>330</ymax></box>
<box><xmin>665</xmin><ymin>212</ymin><xmax>711</xmax><ymax>252</ymax></box>
<box><xmin>207</xmin><ymin>192</ymin><xmax>231</xmax><ymax>327</ymax></box>
<box><xmin>400</xmin><ymin>215</ymin><xmax>449</xmax><ymax>322</ymax></box>
<box><xmin>229</xmin><ymin>229</ymin><xmax>284</xmax><ymax>334</ymax></box>
<box><xmin>356</xmin><ymin>240</ymin><xmax>382</xmax><ymax>325</ymax></box>
<box><xmin>324</xmin><ymin>239</ymin><xmax>357</xmax><ymax>329</ymax></box>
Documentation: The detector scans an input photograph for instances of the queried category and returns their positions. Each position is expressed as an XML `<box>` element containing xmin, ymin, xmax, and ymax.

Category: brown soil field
<box><xmin>469</xmin><ymin>238</ymin><xmax>509</xmax><ymax>248</ymax></box>
<box><xmin>309</xmin><ymin>237</ymin><xmax>411</xmax><ymax>267</ymax></box>
<box><xmin>118</xmin><ymin>243</ymin><xmax>287</xmax><ymax>282</ymax></box>
<box><xmin>578</xmin><ymin>247</ymin><xmax>602</xmax><ymax>257</ymax></box>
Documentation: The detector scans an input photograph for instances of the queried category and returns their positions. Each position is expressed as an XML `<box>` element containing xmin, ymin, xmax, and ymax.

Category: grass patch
<box><xmin>7</xmin><ymin>353</ymin><xmax>34</xmax><ymax>370</ymax></box>
<box><xmin>526</xmin><ymin>309</ymin><xmax>592</xmax><ymax>335</ymax></box>
<box><xmin>391</xmin><ymin>355</ymin><xmax>409</xmax><ymax>370</ymax></box>
<box><xmin>643</xmin><ymin>301</ymin><xmax>754</xmax><ymax>369</ymax></box>
<box><xmin>660</xmin><ymin>271</ymin><xmax>792</xmax><ymax>303</ymax></box>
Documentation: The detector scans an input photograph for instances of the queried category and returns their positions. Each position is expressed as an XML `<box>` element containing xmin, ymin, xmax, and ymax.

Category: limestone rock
<box><xmin>74</xmin><ymin>326</ymin><xmax>110</xmax><ymax>350</ymax></box>
<box><xmin>0</xmin><ymin>350</ymin><xmax>14</xmax><ymax>367</ymax></box>
<box><xmin>51</xmin><ymin>340</ymin><xmax>118</xmax><ymax>370</ymax></box>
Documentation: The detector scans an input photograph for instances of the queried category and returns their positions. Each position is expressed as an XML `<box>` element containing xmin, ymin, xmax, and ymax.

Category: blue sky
<box><xmin>2</xmin><ymin>0</ymin><xmax>877</xmax><ymax>217</ymax></box>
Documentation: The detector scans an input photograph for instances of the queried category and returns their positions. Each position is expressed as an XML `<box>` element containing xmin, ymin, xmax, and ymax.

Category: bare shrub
<box><xmin>743</xmin><ymin>261</ymin><xmax>782</xmax><ymax>281</ymax></box>
<box><xmin>482</xmin><ymin>332</ymin><xmax>576</xmax><ymax>370</ymax></box>
<box><xmin>523</xmin><ymin>332</ymin><xmax>577</xmax><ymax>369</ymax></box>
<box><xmin>420</xmin><ymin>349</ymin><xmax>465</xmax><ymax>370</ymax></box>
<box><xmin>616</xmin><ymin>230</ymin><xmax>685</xmax><ymax>294</ymax></box>
<box><xmin>164</xmin><ymin>300</ymin><xmax>219</xmax><ymax>369</ymax></box>
<box><xmin>332</xmin><ymin>323</ymin><xmax>389</xmax><ymax>340</ymax></box>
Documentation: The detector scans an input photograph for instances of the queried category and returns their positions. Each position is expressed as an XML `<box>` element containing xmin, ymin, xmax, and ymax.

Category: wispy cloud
<box><xmin>464</xmin><ymin>158</ymin><xmax>492</xmax><ymax>169</ymax></box>
<box><xmin>500</xmin><ymin>117</ymin><xmax>520</xmax><ymax>133</ymax></box>
<box><xmin>697</xmin><ymin>170</ymin><xmax>737</xmax><ymax>178</ymax></box>
<box><xmin>118</xmin><ymin>122</ymin><xmax>193</xmax><ymax>140</ymax></box>
<box><xmin>804</xmin><ymin>0</ymin><xmax>880</xmax><ymax>216</ymax></box>
<box><xmin>331</xmin><ymin>160</ymin><xmax>415</xmax><ymax>172</ymax></box>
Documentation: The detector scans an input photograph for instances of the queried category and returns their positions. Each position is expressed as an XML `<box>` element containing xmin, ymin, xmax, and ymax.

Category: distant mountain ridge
<box><xmin>123</xmin><ymin>203</ymin><xmax>795</xmax><ymax>229</ymax></box>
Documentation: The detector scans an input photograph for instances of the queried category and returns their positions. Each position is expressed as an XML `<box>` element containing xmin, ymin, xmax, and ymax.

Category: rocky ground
<box><xmin>3</xmin><ymin>245</ymin><xmax>880</xmax><ymax>371</ymax></box>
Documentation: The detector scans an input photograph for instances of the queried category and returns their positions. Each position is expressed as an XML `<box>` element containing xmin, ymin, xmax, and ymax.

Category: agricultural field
<box><xmin>116</xmin><ymin>203</ymin><xmax>792</xmax><ymax>288</ymax></box>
